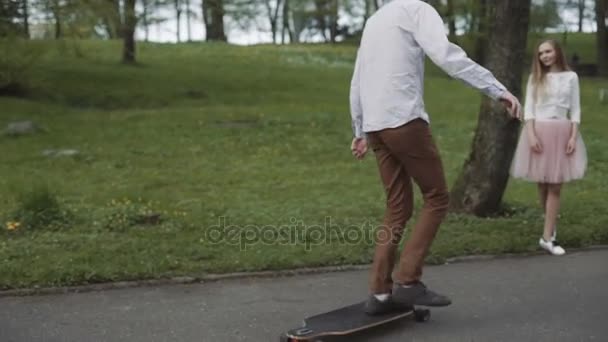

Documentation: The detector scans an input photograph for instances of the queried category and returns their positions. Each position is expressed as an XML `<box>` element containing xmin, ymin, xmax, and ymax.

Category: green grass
<box><xmin>0</xmin><ymin>37</ymin><xmax>607</xmax><ymax>290</ymax></box>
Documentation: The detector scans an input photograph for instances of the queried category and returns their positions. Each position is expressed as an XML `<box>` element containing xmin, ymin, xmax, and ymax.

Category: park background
<box><xmin>1</xmin><ymin>0</ymin><xmax>607</xmax><ymax>290</ymax></box>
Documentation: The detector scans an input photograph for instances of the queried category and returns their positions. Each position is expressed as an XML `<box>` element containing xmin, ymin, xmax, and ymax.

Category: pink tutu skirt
<box><xmin>510</xmin><ymin>119</ymin><xmax>587</xmax><ymax>184</ymax></box>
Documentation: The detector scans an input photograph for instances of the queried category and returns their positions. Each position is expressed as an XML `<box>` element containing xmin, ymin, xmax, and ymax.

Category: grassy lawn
<box><xmin>1</xmin><ymin>36</ymin><xmax>607</xmax><ymax>290</ymax></box>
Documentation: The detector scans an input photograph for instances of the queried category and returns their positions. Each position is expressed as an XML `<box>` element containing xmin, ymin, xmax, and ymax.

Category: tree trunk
<box><xmin>473</xmin><ymin>0</ymin><xmax>488</xmax><ymax>65</ymax></box>
<box><xmin>314</xmin><ymin>0</ymin><xmax>328</xmax><ymax>42</ymax></box>
<box><xmin>578</xmin><ymin>0</ymin><xmax>585</xmax><ymax>33</ymax></box>
<box><xmin>203</xmin><ymin>0</ymin><xmax>227</xmax><ymax>41</ymax></box>
<box><xmin>0</xmin><ymin>0</ymin><xmax>17</xmax><ymax>36</ymax></box>
<box><xmin>329</xmin><ymin>0</ymin><xmax>338</xmax><ymax>43</ymax></box>
<box><xmin>186</xmin><ymin>0</ymin><xmax>191</xmax><ymax>41</ymax></box>
<box><xmin>202</xmin><ymin>0</ymin><xmax>208</xmax><ymax>37</ymax></box>
<box><xmin>372</xmin><ymin>0</ymin><xmax>380</xmax><ymax>11</ymax></box>
<box><xmin>292</xmin><ymin>9</ymin><xmax>307</xmax><ymax>43</ymax></box>
<box><xmin>446</xmin><ymin>0</ymin><xmax>457</xmax><ymax>43</ymax></box>
<box><xmin>282</xmin><ymin>0</ymin><xmax>294</xmax><ymax>43</ymax></box>
<box><xmin>363</xmin><ymin>0</ymin><xmax>371</xmax><ymax>26</ymax></box>
<box><xmin>51</xmin><ymin>0</ymin><xmax>61</xmax><ymax>39</ymax></box>
<box><xmin>175</xmin><ymin>0</ymin><xmax>182</xmax><ymax>42</ymax></box>
<box><xmin>103</xmin><ymin>0</ymin><xmax>122</xmax><ymax>38</ymax></box>
<box><xmin>596</xmin><ymin>0</ymin><xmax>608</xmax><ymax>77</ymax></box>
<box><xmin>114</xmin><ymin>0</ymin><xmax>122</xmax><ymax>38</ymax></box>
<box><xmin>265</xmin><ymin>0</ymin><xmax>282</xmax><ymax>44</ymax></box>
<box><xmin>282</xmin><ymin>0</ymin><xmax>288</xmax><ymax>43</ymax></box>
<box><xmin>142</xmin><ymin>0</ymin><xmax>149</xmax><ymax>42</ymax></box>
<box><xmin>449</xmin><ymin>0</ymin><xmax>532</xmax><ymax>216</ymax></box>
<box><xmin>22</xmin><ymin>0</ymin><xmax>29</xmax><ymax>38</ymax></box>
<box><xmin>54</xmin><ymin>15</ymin><xmax>61</xmax><ymax>39</ymax></box>
<box><xmin>122</xmin><ymin>0</ymin><xmax>137</xmax><ymax>64</ymax></box>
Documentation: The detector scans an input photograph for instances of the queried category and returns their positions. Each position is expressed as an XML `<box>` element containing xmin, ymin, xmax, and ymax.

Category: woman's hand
<box><xmin>528</xmin><ymin>133</ymin><xmax>543</xmax><ymax>153</ymax></box>
<box><xmin>566</xmin><ymin>137</ymin><xmax>576</xmax><ymax>155</ymax></box>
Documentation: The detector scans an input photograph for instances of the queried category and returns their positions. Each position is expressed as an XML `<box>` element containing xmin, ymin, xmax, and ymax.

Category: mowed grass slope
<box><xmin>0</xmin><ymin>35</ymin><xmax>606</xmax><ymax>289</ymax></box>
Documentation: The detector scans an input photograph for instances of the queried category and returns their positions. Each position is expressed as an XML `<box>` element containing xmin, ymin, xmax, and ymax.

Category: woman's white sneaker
<box><xmin>539</xmin><ymin>238</ymin><xmax>565</xmax><ymax>256</ymax></box>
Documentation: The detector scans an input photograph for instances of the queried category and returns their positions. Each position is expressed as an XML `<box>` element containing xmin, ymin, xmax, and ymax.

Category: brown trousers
<box><xmin>366</xmin><ymin>119</ymin><xmax>449</xmax><ymax>294</ymax></box>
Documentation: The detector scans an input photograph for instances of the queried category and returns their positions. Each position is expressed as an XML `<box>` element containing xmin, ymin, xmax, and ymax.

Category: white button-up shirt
<box><xmin>523</xmin><ymin>71</ymin><xmax>581</xmax><ymax>123</ymax></box>
<box><xmin>350</xmin><ymin>0</ymin><xmax>507</xmax><ymax>138</ymax></box>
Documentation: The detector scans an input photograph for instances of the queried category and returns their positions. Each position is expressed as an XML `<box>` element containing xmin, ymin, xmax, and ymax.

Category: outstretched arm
<box><xmin>409</xmin><ymin>3</ymin><xmax>521</xmax><ymax>118</ymax></box>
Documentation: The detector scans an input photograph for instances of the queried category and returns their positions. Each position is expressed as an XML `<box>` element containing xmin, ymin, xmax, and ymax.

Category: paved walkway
<box><xmin>1</xmin><ymin>249</ymin><xmax>607</xmax><ymax>341</ymax></box>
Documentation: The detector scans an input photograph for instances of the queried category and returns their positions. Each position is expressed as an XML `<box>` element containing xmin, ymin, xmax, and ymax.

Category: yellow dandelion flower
<box><xmin>6</xmin><ymin>221</ymin><xmax>20</xmax><ymax>231</ymax></box>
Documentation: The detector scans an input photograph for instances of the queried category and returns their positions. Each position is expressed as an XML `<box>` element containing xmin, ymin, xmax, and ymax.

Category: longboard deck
<box><xmin>282</xmin><ymin>301</ymin><xmax>428</xmax><ymax>341</ymax></box>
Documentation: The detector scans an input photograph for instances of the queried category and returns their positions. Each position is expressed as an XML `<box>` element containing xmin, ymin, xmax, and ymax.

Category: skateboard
<box><xmin>279</xmin><ymin>301</ymin><xmax>430</xmax><ymax>341</ymax></box>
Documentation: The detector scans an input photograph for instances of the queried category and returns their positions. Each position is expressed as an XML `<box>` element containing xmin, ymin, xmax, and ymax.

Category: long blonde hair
<box><xmin>530</xmin><ymin>39</ymin><xmax>571</xmax><ymax>101</ymax></box>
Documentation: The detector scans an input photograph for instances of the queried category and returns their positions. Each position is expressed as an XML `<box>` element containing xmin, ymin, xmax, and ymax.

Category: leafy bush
<box><xmin>7</xmin><ymin>186</ymin><xmax>73</xmax><ymax>232</ymax></box>
<box><xmin>0</xmin><ymin>37</ymin><xmax>45</xmax><ymax>96</ymax></box>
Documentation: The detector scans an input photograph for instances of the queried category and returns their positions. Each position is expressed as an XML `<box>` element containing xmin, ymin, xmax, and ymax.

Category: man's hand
<box><xmin>499</xmin><ymin>91</ymin><xmax>522</xmax><ymax>120</ymax></box>
<box><xmin>351</xmin><ymin>137</ymin><xmax>368</xmax><ymax>160</ymax></box>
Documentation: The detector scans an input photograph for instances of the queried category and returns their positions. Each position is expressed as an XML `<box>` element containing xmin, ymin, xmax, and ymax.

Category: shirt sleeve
<box><xmin>409</xmin><ymin>2</ymin><xmax>507</xmax><ymax>100</ymax></box>
<box><xmin>523</xmin><ymin>76</ymin><xmax>536</xmax><ymax>121</ymax></box>
<box><xmin>569</xmin><ymin>73</ymin><xmax>581</xmax><ymax>124</ymax></box>
<box><xmin>350</xmin><ymin>49</ymin><xmax>364</xmax><ymax>138</ymax></box>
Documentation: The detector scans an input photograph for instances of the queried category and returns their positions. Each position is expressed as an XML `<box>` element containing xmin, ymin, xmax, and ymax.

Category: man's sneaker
<box><xmin>539</xmin><ymin>237</ymin><xmax>565</xmax><ymax>255</ymax></box>
<box><xmin>364</xmin><ymin>295</ymin><xmax>411</xmax><ymax>315</ymax></box>
<box><xmin>391</xmin><ymin>281</ymin><xmax>452</xmax><ymax>307</ymax></box>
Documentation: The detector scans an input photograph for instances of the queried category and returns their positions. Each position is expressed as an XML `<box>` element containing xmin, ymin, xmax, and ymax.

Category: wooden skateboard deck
<box><xmin>280</xmin><ymin>301</ymin><xmax>430</xmax><ymax>341</ymax></box>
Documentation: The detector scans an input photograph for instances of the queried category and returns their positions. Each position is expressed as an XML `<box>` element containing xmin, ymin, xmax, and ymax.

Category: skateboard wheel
<box><xmin>279</xmin><ymin>333</ymin><xmax>294</xmax><ymax>342</ymax></box>
<box><xmin>414</xmin><ymin>309</ymin><xmax>430</xmax><ymax>322</ymax></box>
<box><xmin>293</xmin><ymin>328</ymin><xmax>313</xmax><ymax>336</ymax></box>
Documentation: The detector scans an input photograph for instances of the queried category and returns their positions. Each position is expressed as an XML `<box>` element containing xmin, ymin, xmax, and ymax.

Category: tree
<box><xmin>449</xmin><ymin>0</ymin><xmax>532</xmax><ymax>216</ymax></box>
<box><xmin>141</xmin><ymin>0</ymin><xmax>151</xmax><ymax>41</ymax></box>
<box><xmin>0</xmin><ymin>0</ymin><xmax>22</xmax><ymax>36</ymax></box>
<box><xmin>22</xmin><ymin>0</ymin><xmax>29</xmax><ymax>37</ymax></box>
<box><xmin>122</xmin><ymin>0</ymin><xmax>137</xmax><ymax>63</ymax></box>
<box><xmin>102</xmin><ymin>0</ymin><xmax>122</xmax><ymax>38</ymax></box>
<box><xmin>139</xmin><ymin>0</ymin><xmax>170</xmax><ymax>42</ymax></box>
<box><xmin>263</xmin><ymin>0</ymin><xmax>283</xmax><ymax>43</ymax></box>
<box><xmin>577</xmin><ymin>0</ymin><xmax>588</xmax><ymax>32</ymax></box>
<box><xmin>529</xmin><ymin>0</ymin><xmax>562</xmax><ymax>33</ymax></box>
<box><xmin>50</xmin><ymin>0</ymin><xmax>62</xmax><ymax>38</ymax></box>
<box><xmin>310</xmin><ymin>0</ymin><xmax>340</xmax><ymax>43</ymax></box>
<box><xmin>174</xmin><ymin>0</ymin><xmax>183</xmax><ymax>42</ymax></box>
<box><xmin>561</xmin><ymin>0</ymin><xmax>593</xmax><ymax>33</ymax></box>
<box><xmin>446</xmin><ymin>0</ymin><xmax>456</xmax><ymax>42</ymax></box>
<box><xmin>473</xmin><ymin>0</ymin><xmax>490</xmax><ymax>65</ymax></box>
<box><xmin>185</xmin><ymin>0</ymin><xmax>193</xmax><ymax>41</ymax></box>
<box><xmin>596</xmin><ymin>0</ymin><xmax>608</xmax><ymax>77</ymax></box>
<box><xmin>203</xmin><ymin>0</ymin><xmax>227</xmax><ymax>41</ymax></box>
<box><xmin>281</xmin><ymin>0</ymin><xmax>292</xmax><ymax>43</ymax></box>
<box><xmin>328</xmin><ymin>0</ymin><xmax>338</xmax><ymax>43</ymax></box>
<box><xmin>170</xmin><ymin>0</ymin><xmax>197</xmax><ymax>42</ymax></box>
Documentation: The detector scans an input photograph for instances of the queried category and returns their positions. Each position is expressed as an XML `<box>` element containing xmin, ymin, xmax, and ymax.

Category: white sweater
<box><xmin>523</xmin><ymin>71</ymin><xmax>581</xmax><ymax>123</ymax></box>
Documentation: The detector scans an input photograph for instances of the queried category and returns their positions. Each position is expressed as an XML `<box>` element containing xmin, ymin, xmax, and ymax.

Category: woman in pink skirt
<box><xmin>510</xmin><ymin>39</ymin><xmax>587</xmax><ymax>256</ymax></box>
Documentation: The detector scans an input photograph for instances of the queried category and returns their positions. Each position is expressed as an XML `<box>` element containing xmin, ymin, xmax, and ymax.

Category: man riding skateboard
<box><xmin>348</xmin><ymin>0</ymin><xmax>522</xmax><ymax>315</ymax></box>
